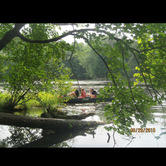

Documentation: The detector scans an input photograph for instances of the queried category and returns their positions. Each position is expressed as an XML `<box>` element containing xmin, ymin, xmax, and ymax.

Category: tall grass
<box><xmin>0</xmin><ymin>90</ymin><xmax>71</xmax><ymax>113</ymax></box>
<box><xmin>0</xmin><ymin>92</ymin><xmax>11</xmax><ymax>112</ymax></box>
<box><xmin>0</xmin><ymin>92</ymin><xmax>41</xmax><ymax>112</ymax></box>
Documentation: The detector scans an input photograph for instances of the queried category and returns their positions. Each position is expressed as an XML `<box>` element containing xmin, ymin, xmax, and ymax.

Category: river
<box><xmin>0</xmin><ymin>81</ymin><xmax>166</xmax><ymax>147</ymax></box>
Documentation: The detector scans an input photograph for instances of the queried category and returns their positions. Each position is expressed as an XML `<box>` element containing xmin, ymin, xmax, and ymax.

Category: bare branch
<box><xmin>73</xmin><ymin>34</ymin><xmax>118</xmax><ymax>87</ymax></box>
<box><xmin>15</xmin><ymin>28</ymin><xmax>125</xmax><ymax>46</ymax></box>
<box><xmin>51</xmin><ymin>23</ymin><xmax>75</xmax><ymax>26</ymax></box>
<box><xmin>16</xmin><ymin>28</ymin><xmax>97</xmax><ymax>43</ymax></box>
<box><xmin>121</xmin><ymin>48</ymin><xmax>136</xmax><ymax>103</ymax></box>
<box><xmin>131</xmin><ymin>51</ymin><xmax>153</xmax><ymax>98</ymax></box>
<box><xmin>17</xmin><ymin>30</ymin><xmax>74</xmax><ymax>43</ymax></box>
<box><xmin>68</xmin><ymin>27</ymin><xmax>81</xmax><ymax>92</ymax></box>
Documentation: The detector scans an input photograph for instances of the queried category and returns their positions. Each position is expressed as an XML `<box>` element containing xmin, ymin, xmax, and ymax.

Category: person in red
<box><xmin>78</xmin><ymin>88</ymin><xmax>86</xmax><ymax>98</ymax></box>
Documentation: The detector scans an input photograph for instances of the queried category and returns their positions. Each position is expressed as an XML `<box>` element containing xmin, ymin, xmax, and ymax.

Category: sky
<box><xmin>58</xmin><ymin>23</ymin><xmax>134</xmax><ymax>44</ymax></box>
<box><xmin>58</xmin><ymin>23</ymin><xmax>95</xmax><ymax>44</ymax></box>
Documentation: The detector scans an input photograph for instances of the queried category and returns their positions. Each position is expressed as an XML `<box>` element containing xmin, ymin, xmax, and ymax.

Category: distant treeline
<box><xmin>63</xmin><ymin>37</ymin><xmax>138</xmax><ymax>80</ymax></box>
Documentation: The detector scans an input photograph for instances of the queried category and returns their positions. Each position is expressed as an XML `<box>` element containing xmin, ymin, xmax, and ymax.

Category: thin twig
<box><xmin>107</xmin><ymin>133</ymin><xmax>110</xmax><ymax>143</ymax></box>
<box><xmin>121</xmin><ymin>47</ymin><xmax>136</xmax><ymax>103</ymax></box>
<box><xmin>73</xmin><ymin>34</ymin><xmax>118</xmax><ymax>88</ymax></box>
<box><xmin>125</xmin><ymin>136</ymin><xmax>134</xmax><ymax>147</ymax></box>
<box><xmin>68</xmin><ymin>29</ymin><xmax>81</xmax><ymax>92</ymax></box>
<box><xmin>113</xmin><ymin>130</ymin><xmax>116</xmax><ymax>147</ymax></box>
<box><xmin>131</xmin><ymin>51</ymin><xmax>153</xmax><ymax>98</ymax></box>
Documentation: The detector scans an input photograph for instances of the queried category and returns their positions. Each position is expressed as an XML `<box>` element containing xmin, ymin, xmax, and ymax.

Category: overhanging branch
<box><xmin>121</xmin><ymin>47</ymin><xmax>136</xmax><ymax>103</ymax></box>
<box><xmin>1</xmin><ymin>23</ymin><xmax>163</xmax><ymax>55</ymax></box>
<box><xmin>0</xmin><ymin>23</ymin><xmax>25</xmax><ymax>51</ymax></box>
<box><xmin>73</xmin><ymin>34</ymin><xmax>118</xmax><ymax>87</ymax></box>
<box><xmin>16</xmin><ymin>28</ymin><xmax>99</xmax><ymax>44</ymax></box>
<box><xmin>0</xmin><ymin>24</ymin><xmax>142</xmax><ymax>55</ymax></box>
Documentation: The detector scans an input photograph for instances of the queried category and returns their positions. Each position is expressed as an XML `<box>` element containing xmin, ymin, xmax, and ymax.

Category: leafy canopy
<box><xmin>0</xmin><ymin>23</ymin><xmax>73</xmax><ymax>110</ymax></box>
<box><xmin>0</xmin><ymin>23</ymin><xmax>166</xmax><ymax>135</ymax></box>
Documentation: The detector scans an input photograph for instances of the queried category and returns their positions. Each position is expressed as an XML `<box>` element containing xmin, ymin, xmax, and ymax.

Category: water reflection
<box><xmin>0</xmin><ymin>127</ymin><xmax>42</xmax><ymax>147</ymax></box>
<box><xmin>0</xmin><ymin>103</ymin><xmax>166</xmax><ymax>147</ymax></box>
<box><xmin>1</xmin><ymin>81</ymin><xmax>166</xmax><ymax>147</ymax></box>
<box><xmin>64</xmin><ymin>103</ymin><xmax>166</xmax><ymax>147</ymax></box>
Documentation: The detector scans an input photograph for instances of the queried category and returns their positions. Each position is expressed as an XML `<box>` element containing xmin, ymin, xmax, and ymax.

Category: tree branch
<box><xmin>16</xmin><ymin>27</ymin><xmax>135</xmax><ymax>51</ymax></box>
<box><xmin>139</xmin><ymin>46</ymin><xmax>166</xmax><ymax>53</ymax></box>
<box><xmin>68</xmin><ymin>28</ymin><xmax>81</xmax><ymax>92</ymax></box>
<box><xmin>51</xmin><ymin>23</ymin><xmax>76</xmax><ymax>26</ymax></box>
<box><xmin>73</xmin><ymin>34</ymin><xmax>118</xmax><ymax>87</ymax></box>
<box><xmin>131</xmin><ymin>51</ymin><xmax>153</xmax><ymax>98</ymax></box>
<box><xmin>0</xmin><ymin>23</ymin><xmax>25</xmax><ymax>51</ymax></box>
<box><xmin>1</xmin><ymin>24</ymin><xmax>162</xmax><ymax>54</ymax></box>
<box><xmin>121</xmin><ymin>48</ymin><xmax>135</xmax><ymax>100</ymax></box>
<box><xmin>17</xmin><ymin>28</ymin><xmax>98</xmax><ymax>44</ymax></box>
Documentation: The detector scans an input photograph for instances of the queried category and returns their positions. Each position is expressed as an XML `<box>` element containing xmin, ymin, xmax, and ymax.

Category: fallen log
<box><xmin>0</xmin><ymin>112</ymin><xmax>108</xmax><ymax>132</ymax></box>
<box><xmin>41</xmin><ymin>112</ymin><xmax>95</xmax><ymax>120</ymax></box>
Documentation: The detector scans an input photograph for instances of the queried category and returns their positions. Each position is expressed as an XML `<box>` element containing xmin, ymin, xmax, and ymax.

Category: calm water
<box><xmin>0</xmin><ymin>81</ymin><xmax>166</xmax><ymax>147</ymax></box>
<box><xmin>0</xmin><ymin>103</ymin><xmax>166</xmax><ymax>147</ymax></box>
<box><xmin>63</xmin><ymin>103</ymin><xmax>166</xmax><ymax>147</ymax></box>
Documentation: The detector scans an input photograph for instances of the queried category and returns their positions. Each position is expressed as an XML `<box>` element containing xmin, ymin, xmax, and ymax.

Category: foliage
<box><xmin>0</xmin><ymin>92</ymin><xmax>11</xmax><ymax>111</ymax></box>
<box><xmin>91</xmin><ymin>23</ymin><xmax>166</xmax><ymax>135</ymax></box>
<box><xmin>101</xmin><ymin>85</ymin><xmax>156</xmax><ymax>136</ymax></box>
<box><xmin>36</xmin><ymin>79</ymin><xmax>73</xmax><ymax>111</ymax></box>
<box><xmin>1</xmin><ymin>23</ymin><xmax>166</xmax><ymax>137</ymax></box>
<box><xmin>23</xmin><ymin>99</ymin><xmax>41</xmax><ymax>109</ymax></box>
<box><xmin>37</xmin><ymin>91</ymin><xmax>58</xmax><ymax>110</ymax></box>
<box><xmin>63</xmin><ymin>38</ymin><xmax>138</xmax><ymax>80</ymax></box>
<box><xmin>0</xmin><ymin>24</ymin><xmax>73</xmax><ymax>111</ymax></box>
<box><xmin>34</xmin><ymin>66</ymin><xmax>73</xmax><ymax>111</ymax></box>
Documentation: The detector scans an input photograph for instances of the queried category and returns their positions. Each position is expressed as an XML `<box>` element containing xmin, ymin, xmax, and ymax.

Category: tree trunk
<box><xmin>0</xmin><ymin>112</ymin><xmax>108</xmax><ymax>132</ymax></box>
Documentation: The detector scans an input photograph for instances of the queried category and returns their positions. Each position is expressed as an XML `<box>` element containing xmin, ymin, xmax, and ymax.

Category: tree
<box><xmin>63</xmin><ymin>48</ymin><xmax>88</xmax><ymax>80</ymax></box>
<box><xmin>0</xmin><ymin>23</ymin><xmax>166</xmax><ymax>136</ymax></box>
<box><xmin>63</xmin><ymin>42</ymin><xmax>108</xmax><ymax>80</ymax></box>
<box><xmin>0</xmin><ymin>24</ymin><xmax>72</xmax><ymax>112</ymax></box>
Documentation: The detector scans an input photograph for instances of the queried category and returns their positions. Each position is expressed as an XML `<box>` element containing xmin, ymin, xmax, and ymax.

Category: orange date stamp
<box><xmin>130</xmin><ymin>128</ymin><xmax>156</xmax><ymax>133</ymax></box>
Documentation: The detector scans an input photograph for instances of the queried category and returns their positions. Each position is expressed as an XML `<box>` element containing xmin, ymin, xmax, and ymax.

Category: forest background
<box><xmin>63</xmin><ymin>39</ymin><xmax>137</xmax><ymax>81</ymax></box>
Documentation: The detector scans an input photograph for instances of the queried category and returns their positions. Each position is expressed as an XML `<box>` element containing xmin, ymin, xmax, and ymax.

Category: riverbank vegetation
<box><xmin>0</xmin><ymin>23</ymin><xmax>166</xmax><ymax>139</ymax></box>
<box><xmin>0</xmin><ymin>23</ymin><xmax>73</xmax><ymax>114</ymax></box>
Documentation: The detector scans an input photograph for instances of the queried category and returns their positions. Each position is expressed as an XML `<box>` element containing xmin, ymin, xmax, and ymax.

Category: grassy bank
<box><xmin>0</xmin><ymin>92</ymin><xmax>42</xmax><ymax>112</ymax></box>
<box><xmin>0</xmin><ymin>90</ymin><xmax>71</xmax><ymax>115</ymax></box>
